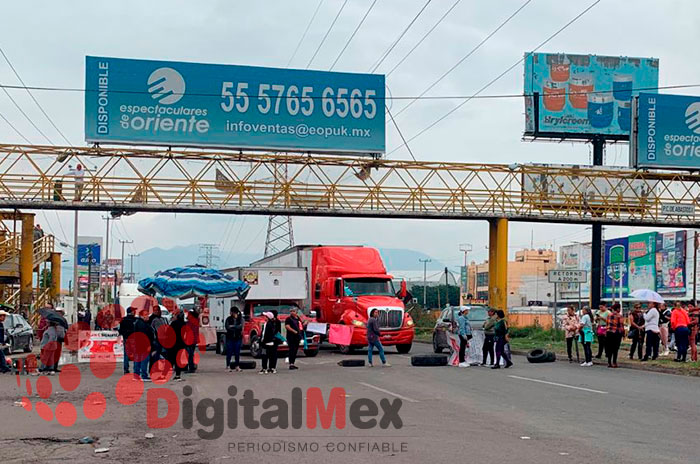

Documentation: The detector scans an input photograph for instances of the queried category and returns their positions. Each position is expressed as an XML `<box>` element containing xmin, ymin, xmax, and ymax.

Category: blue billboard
<box><xmin>77</xmin><ymin>244</ymin><xmax>101</xmax><ymax>266</ymax></box>
<box><xmin>85</xmin><ymin>56</ymin><xmax>385</xmax><ymax>154</ymax></box>
<box><xmin>635</xmin><ymin>93</ymin><xmax>700</xmax><ymax>170</ymax></box>
<box><xmin>524</xmin><ymin>53</ymin><xmax>659</xmax><ymax>139</ymax></box>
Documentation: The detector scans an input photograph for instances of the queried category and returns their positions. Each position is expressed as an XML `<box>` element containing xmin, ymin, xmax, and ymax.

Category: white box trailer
<box><xmin>210</xmin><ymin>266</ymin><xmax>308</xmax><ymax>331</ymax></box>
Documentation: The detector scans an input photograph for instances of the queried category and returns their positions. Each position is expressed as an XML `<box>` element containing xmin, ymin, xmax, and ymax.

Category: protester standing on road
<box><xmin>671</xmin><ymin>302</ymin><xmax>691</xmax><ymax>362</ymax></box>
<box><xmin>605</xmin><ymin>303</ymin><xmax>625</xmax><ymax>368</ymax></box>
<box><xmin>118</xmin><ymin>307</ymin><xmax>136</xmax><ymax>374</ymax></box>
<box><xmin>481</xmin><ymin>308</ymin><xmax>497</xmax><ymax>366</ymax></box>
<box><xmin>457</xmin><ymin>307</ymin><xmax>473</xmax><ymax>367</ymax></box>
<box><xmin>224</xmin><ymin>307</ymin><xmax>243</xmax><ymax>372</ymax></box>
<box><xmin>40</xmin><ymin>321</ymin><xmax>59</xmax><ymax>374</ymax></box>
<box><xmin>628</xmin><ymin>304</ymin><xmax>646</xmax><ymax>360</ymax></box>
<box><xmin>594</xmin><ymin>303</ymin><xmax>610</xmax><ymax>359</ymax></box>
<box><xmin>285</xmin><ymin>307</ymin><xmax>303</xmax><ymax>370</ymax></box>
<box><xmin>659</xmin><ymin>303</ymin><xmax>671</xmax><ymax>356</ymax></box>
<box><xmin>83</xmin><ymin>307</ymin><xmax>92</xmax><ymax>330</ymax></box>
<box><xmin>185</xmin><ymin>309</ymin><xmax>200</xmax><ymax>373</ymax></box>
<box><xmin>563</xmin><ymin>306</ymin><xmax>580</xmax><ymax>363</ymax></box>
<box><xmin>149</xmin><ymin>306</ymin><xmax>167</xmax><ymax>369</ymax></box>
<box><xmin>53</xmin><ymin>308</ymin><xmax>66</xmax><ymax>372</ymax></box>
<box><xmin>260</xmin><ymin>311</ymin><xmax>281</xmax><ymax>374</ymax></box>
<box><xmin>133</xmin><ymin>310</ymin><xmax>154</xmax><ymax>381</ymax></box>
<box><xmin>578</xmin><ymin>307</ymin><xmax>594</xmax><ymax>366</ymax></box>
<box><xmin>643</xmin><ymin>303</ymin><xmax>660</xmax><ymax>361</ymax></box>
<box><xmin>492</xmin><ymin>310</ymin><xmax>513</xmax><ymax>369</ymax></box>
<box><xmin>688</xmin><ymin>305</ymin><xmax>699</xmax><ymax>362</ymax></box>
<box><xmin>168</xmin><ymin>310</ymin><xmax>187</xmax><ymax>381</ymax></box>
<box><xmin>367</xmin><ymin>308</ymin><xmax>390</xmax><ymax>368</ymax></box>
<box><xmin>0</xmin><ymin>310</ymin><xmax>11</xmax><ymax>373</ymax></box>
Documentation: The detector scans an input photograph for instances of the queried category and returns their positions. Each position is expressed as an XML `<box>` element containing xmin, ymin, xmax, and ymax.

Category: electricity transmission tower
<box><xmin>264</xmin><ymin>159</ymin><xmax>294</xmax><ymax>257</ymax></box>
<box><xmin>198</xmin><ymin>243</ymin><xmax>220</xmax><ymax>268</ymax></box>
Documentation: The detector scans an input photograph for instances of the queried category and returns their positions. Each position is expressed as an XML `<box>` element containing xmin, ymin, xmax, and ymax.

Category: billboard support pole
<box><xmin>694</xmin><ymin>231</ymin><xmax>698</xmax><ymax>306</ymax></box>
<box><xmin>590</xmin><ymin>135</ymin><xmax>605</xmax><ymax>310</ymax></box>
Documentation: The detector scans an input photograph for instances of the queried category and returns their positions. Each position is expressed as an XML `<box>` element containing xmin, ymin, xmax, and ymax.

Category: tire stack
<box><xmin>526</xmin><ymin>348</ymin><xmax>556</xmax><ymax>363</ymax></box>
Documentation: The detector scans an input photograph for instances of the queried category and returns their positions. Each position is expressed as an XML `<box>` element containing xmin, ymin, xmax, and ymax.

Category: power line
<box><xmin>368</xmin><ymin>0</ymin><xmax>432</xmax><ymax>74</ymax></box>
<box><xmin>0</xmin><ymin>80</ymin><xmax>53</xmax><ymax>144</ymax></box>
<box><xmin>386</xmin><ymin>106</ymin><xmax>417</xmax><ymax>161</ymax></box>
<box><xmin>329</xmin><ymin>0</ymin><xmax>378</xmax><ymax>70</ymax></box>
<box><xmin>388</xmin><ymin>0</ymin><xmax>603</xmax><ymax>156</ymax></box>
<box><xmin>0</xmin><ymin>109</ymin><xmax>31</xmax><ymax>143</ymax></box>
<box><xmin>394</xmin><ymin>0</ymin><xmax>533</xmax><ymax>117</ymax></box>
<box><xmin>0</xmin><ymin>47</ymin><xmax>72</xmax><ymax>145</ymax></box>
<box><xmin>1</xmin><ymin>82</ymin><xmax>697</xmax><ymax>101</ymax></box>
<box><xmin>287</xmin><ymin>0</ymin><xmax>325</xmax><ymax>67</ymax></box>
<box><xmin>306</xmin><ymin>0</ymin><xmax>349</xmax><ymax>69</ymax></box>
<box><xmin>385</xmin><ymin>0</ymin><xmax>462</xmax><ymax>77</ymax></box>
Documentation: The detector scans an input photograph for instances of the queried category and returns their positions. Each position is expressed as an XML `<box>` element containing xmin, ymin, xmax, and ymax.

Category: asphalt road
<box><xmin>1</xmin><ymin>342</ymin><xmax>698</xmax><ymax>463</ymax></box>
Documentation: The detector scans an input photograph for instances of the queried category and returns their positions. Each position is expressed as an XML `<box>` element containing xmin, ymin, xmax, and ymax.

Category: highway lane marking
<box><xmin>357</xmin><ymin>382</ymin><xmax>419</xmax><ymax>403</ymax></box>
<box><xmin>508</xmin><ymin>375</ymin><xmax>608</xmax><ymax>394</ymax></box>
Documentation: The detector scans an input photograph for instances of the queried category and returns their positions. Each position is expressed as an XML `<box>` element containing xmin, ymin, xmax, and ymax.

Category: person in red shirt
<box><xmin>671</xmin><ymin>301</ymin><xmax>691</xmax><ymax>362</ymax></box>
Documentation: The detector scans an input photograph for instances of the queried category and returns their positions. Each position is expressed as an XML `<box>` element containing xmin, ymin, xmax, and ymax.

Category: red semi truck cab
<box><xmin>253</xmin><ymin>246</ymin><xmax>415</xmax><ymax>354</ymax></box>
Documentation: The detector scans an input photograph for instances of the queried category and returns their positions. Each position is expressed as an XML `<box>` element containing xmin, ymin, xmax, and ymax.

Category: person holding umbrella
<box><xmin>643</xmin><ymin>302</ymin><xmax>661</xmax><ymax>361</ymax></box>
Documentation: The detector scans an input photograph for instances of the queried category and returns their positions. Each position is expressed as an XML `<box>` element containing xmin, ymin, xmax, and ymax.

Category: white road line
<box><xmin>508</xmin><ymin>375</ymin><xmax>608</xmax><ymax>394</ymax></box>
<box><xmin>358</xmin><ymin>382</ymin><xmax>419</xmax><ymax>403</ymax></box>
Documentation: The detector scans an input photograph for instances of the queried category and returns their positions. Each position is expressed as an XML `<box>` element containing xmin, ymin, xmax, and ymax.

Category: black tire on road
<box><xmin>23</xmin><ymin>337</ymin><xmax>33</xmax><ymax>353</ymax></box>
<box><xmin>396</xmin><ymin>343</ymin><xmax>412</xmax><ymax>354</ymax></box>
<box><xmin>338</xmin><ymin>359</ymin><xmax>365</xmax><ymax>367</ymax></box>
<box><xmin>234</xmin><ymin>360</ymin><xmax>257</xmax><ymax>370</ymax></box>
<box><xmin>411</xmin><ymin>354</ymin><xmax>448</xmax><ymax>367</ymax></box>
<box><xmin>545</xmin><ymin>351</ymin><xmax>557</xmax><ymax>362</ymax></box>
<box><xmin>526</xmin><ymin>348</ymin><xmax>550</xmax><ymax>363</ymax></box>
<box><xmin>304</xmin><ymin>349</ymin><xmax>319</xmax><ymax>357</ymax></box>
<box><xmin>432</xmin><ymin>333</ymin><xmax>443</xmax><ymax>354</ymax></box>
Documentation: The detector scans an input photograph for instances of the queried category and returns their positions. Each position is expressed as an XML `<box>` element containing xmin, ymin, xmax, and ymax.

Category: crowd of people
<box><xmin>560</xmin><ymin>301</ymin><xmax>700</xmax><ymax>368</ymax></box>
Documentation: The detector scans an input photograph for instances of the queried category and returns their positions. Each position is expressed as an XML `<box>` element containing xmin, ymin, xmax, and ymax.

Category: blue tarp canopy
<box><xmin>138</xmin><ymin>264</ymin><xmax>249</xmax><ymax>299</ymax></box>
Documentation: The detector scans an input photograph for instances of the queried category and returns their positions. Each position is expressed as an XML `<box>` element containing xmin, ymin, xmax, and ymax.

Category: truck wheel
<box><xmin>304</xmin><ymin>349</ymin><xmax>319</xmax><ymax>357</ymax></box>
<box><xmin>396</xmin><ymin>343</ymin><xmax>412</xmax><ymax>354</ymax></box>
<box><xmin>432</xmin><ymin>334</ymin><xmax>443</xmax><ymax>353</ymax></box>
<box><xmin>337</xmin><ymin>344</ymin><xmax>354</xmax><ymax>355</ymax></box>
<box><xmin>411</xmin><ymin>354</ymin><xmax>448</xmax><ymax>367</ymax></box>
<box><xmin>23</xmin><ymin>336</ymin><xmax>33</xmax><ymax>353</ymax></box>
<box><xmin>526</xmin><ymin>348</ymin><xmax>550</xmax><ymax>363</ymax></box>
<box><xmin>250</xmin><ymin>334</ymin><xmax>262</xmax><ymax>359</ymax></box>
<box><xmin>216</xmin><ymin>335</ymin><xmax>225</xmax><ymax>355</ymax></box>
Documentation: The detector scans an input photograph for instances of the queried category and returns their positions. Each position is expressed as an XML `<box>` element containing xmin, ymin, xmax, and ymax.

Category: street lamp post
<box><xmin>419</xmin><ymin>258</ymin><xmax>431</xmax><ymax>309</ymax></box>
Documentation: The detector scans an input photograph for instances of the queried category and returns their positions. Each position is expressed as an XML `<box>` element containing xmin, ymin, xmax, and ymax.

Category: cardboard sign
<box><xmin>328</xmin><ymin>324</ymin><xmax>354</xmax><ymax>346</ymax></box>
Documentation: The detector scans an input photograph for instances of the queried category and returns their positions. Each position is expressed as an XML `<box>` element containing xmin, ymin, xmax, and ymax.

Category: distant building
<box><xmin>465</xmin><ymin>249</ymin><xmax>557</xmax><ymax>307</ymax></box>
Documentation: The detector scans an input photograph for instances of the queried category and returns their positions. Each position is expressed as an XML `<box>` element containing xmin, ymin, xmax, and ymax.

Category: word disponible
<box><xmin>147</xmin><ymin>386</ymin><xmax>403</xmax><ymax>439</ymax></box>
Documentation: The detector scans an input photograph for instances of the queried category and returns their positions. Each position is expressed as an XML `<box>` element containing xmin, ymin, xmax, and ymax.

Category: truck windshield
<box><xmin>252</xmin><ymin>304</ymin><xmax>299</xmax><ymax>316</ymax></box>
<box><xmin>344</xmin><ymin>278</ymin><xmax>395</xmax><ymax>297</ymax></box>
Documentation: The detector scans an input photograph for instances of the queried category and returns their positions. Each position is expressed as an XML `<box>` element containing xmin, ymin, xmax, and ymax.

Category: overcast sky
<box><xmin>2</xmin><ymin>0</ymin><xmax>699</xmax><ymax>273</ymax></box>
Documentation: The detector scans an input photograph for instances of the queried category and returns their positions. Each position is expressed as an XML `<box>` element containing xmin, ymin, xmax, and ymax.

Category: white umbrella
<box><xmin>630</xmin><ymin>289</ymin><xmax>664</xmax><ymax>303</ymax></box>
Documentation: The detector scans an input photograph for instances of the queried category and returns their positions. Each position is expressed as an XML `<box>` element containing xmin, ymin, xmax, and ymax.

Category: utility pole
<box><xmin>87</xmin><ymin>247</ymin><xmax>92</xmax><ymax>312</ymax></box>
<box><xmin>119</xmin><ymin>239</ymin><xmax>133</xmax><ymax>284</ymax></box>
<box><xmin>101</xmin><ymin>215</ymin><xmax>112</xmax><ymax>301</ymax></box>
<box><xmin>419</xmin><ymin>258</ymin><xmax>431</xmax><ymax>309</ymax></box>
<box><xmin>459</xmin><ymin>243</ymin><xmax>472</xmax><ymax>296</ymax></box>
<box><xmin>198</xmin><ymin>243</ymin><xmax>220</xmax><ymax>268</ymax></box>
<box><xmin>128</xmin><ymin>253</ymin><xmax>139</xmax><ymax>283</ymax></box>
<box><xmin>73</xmin><ymin>211</ymin><xmax>79</xmax><ymax>313</ymax></box>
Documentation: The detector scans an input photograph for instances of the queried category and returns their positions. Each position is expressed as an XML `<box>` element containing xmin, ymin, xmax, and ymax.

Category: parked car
<box><xmin>3</xmin><ymin>313</ymin><xmax>34</xmax><ymax>354</ymax></box>
<box><xmin>432</xmin><ymin>305</ymin><xmax>491</xmax><ymax>353</ymax></box>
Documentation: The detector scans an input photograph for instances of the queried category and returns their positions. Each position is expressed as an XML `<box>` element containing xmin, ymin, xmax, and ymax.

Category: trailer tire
<box><xmin>411</xmin><ymin>354</ymin><xmax>448</xmax><ymax>367</ymax></box>
<box><xmin>304</xmin><ymin>349</ymin><xmax>319</xmax><ymax>357</ymax></box>
<box><xmin>337</xmin><ymin>359</ymin><xmax>365</xmax><ymax>367</ymax></box>
<box><xmin>526</xmin><ymin>348</ymin><xmax>550</xmax><ymax>363</ymax></box>
<box><xmin>396</xmin><ymin>343</ymin><xmax>412</xmax><ymax>354</ymax></box>
<box><xmin>234</xmin><ymin>360</ymin><xmax>257</xmax><ymax>370</ymax></box>
<box><xmin>250</xmin><ymin>334</ymin><xmax>263</xmax><ymax>359</ymax></box>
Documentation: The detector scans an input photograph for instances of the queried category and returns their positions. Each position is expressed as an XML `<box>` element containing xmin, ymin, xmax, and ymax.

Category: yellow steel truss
<box><xmin>0</xmin><ymin>144</ymin><xmax>699</xmax><ymax>226</ymax></box>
